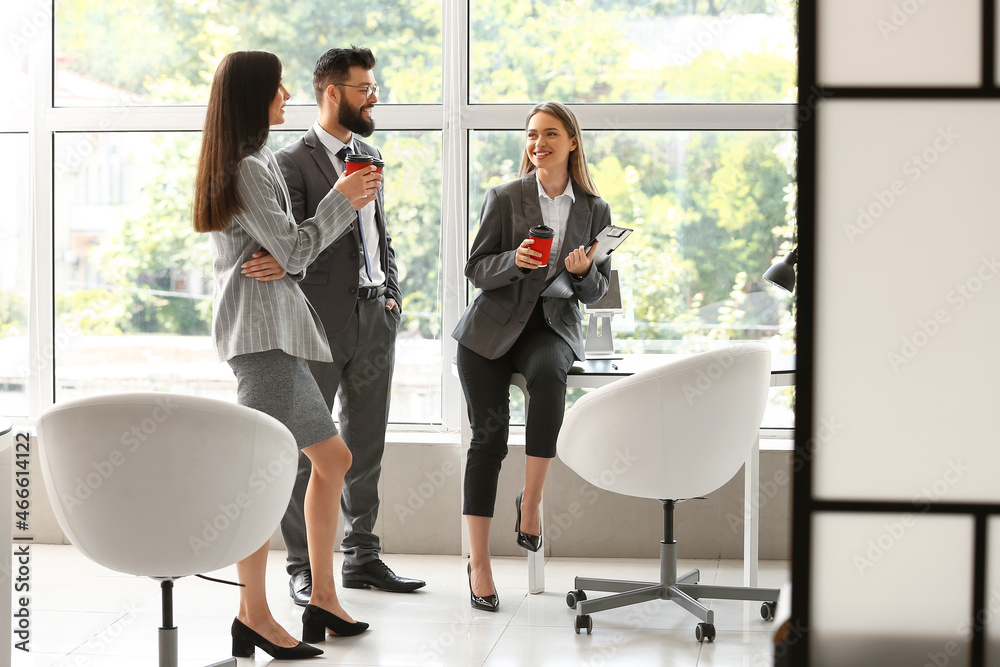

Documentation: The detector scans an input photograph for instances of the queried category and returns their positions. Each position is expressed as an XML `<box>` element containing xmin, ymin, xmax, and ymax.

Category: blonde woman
<box><xmin>452</xmin><ymin>101</ymin><xmax>612</xmax><ymax>610</ymax></box>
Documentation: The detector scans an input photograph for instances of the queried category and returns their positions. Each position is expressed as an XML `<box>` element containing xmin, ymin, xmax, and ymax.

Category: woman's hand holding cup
<box><xmin>334</xmin><ymin>165</ymin><xmax>381</xmax><ymax>210</ymax></box>
<box><xmin>519</xmin><ymin>224</ymin><xmax>554</xmax><ymax>269</ymax></box>
<box><xmin>515</xmin><ymin>238</ymin><xmax>544</xmax><ymax>270</ymax></box>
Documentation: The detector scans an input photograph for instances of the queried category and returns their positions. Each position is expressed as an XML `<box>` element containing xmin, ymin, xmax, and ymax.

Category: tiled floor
<box><xmin>21</xmin><ymin>545</ymin><xmax>789</xmax><ymax>666</ymax></box>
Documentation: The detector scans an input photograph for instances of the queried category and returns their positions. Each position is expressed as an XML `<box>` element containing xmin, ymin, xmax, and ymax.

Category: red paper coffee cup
<box><xmin>344</xmin><ymin>154</ymin><xmax>373</xmax><ymax>175</ymax></box>
<box><xmin>371</xmin><ymin>158</ymin><xmax>384</xmax><ymax>174</ymax></box>
<box><xmin>528</xmin><ymin>225</ymin><xmax>555</xmax><ymax>268</ymax></box>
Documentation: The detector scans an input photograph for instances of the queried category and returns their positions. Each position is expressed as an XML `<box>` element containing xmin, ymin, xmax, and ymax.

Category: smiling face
<box><xmin>268</xmin><ymin>82</ymin><xmax>290</xmax><ymax>126</ymax></box>
<box><xmin>335</xmin><ymin>66</ymin><xmax>378</xmax><ymax>137</ymax></box>
<box><xmin>525</xmin><ymin>111</ymin><xmax>578</xmax><ymax>174</ymax></box>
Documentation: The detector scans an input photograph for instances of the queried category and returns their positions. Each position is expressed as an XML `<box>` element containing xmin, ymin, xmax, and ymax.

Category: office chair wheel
<box><xmin>566</xmin><ymin>589</ymin><xmax>587</xmax><ymax>609</ymax></box>
<box><xmin>761</xmin><ymin>601</ymin><xmax>776</xmax><ymax>621</ymax></box>
<box><xmin>695</xmin><ymin>622</ymin><xmax>716</xmax><ymax>643</ymax></box>
<box><xmin>574</xmin><ymin>615</ymin><xmax>593</xmax><ymax>634</ymax></box>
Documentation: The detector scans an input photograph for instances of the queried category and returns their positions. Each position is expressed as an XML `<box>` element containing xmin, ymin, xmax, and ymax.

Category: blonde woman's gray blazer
<box><xmin>452</xmin><ymin>174</ymin><xmax>612</xmax><ymax>361</ymax></box>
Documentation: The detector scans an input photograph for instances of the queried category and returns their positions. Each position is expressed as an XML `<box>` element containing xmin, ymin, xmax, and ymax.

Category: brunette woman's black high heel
<box><xmin>301</xmin><ymin>604</ymin><xmax>369</xmax><ymax>642</ymax></box>
<box><xmin>231</xmin><ymin>618</ymin><xmax>323</xmax><ymax>659</ymax></box>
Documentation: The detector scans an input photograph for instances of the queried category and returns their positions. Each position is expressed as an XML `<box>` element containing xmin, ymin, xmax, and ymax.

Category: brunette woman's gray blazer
<box><xmin>452</xmin><ymin>174</ymin><xmax>612</xmax><ymax>361</ymax></box>
<box><xmin>209</xmin><ymin>147</ymin><xmax>355</xmax><ymax>362</ymax></box>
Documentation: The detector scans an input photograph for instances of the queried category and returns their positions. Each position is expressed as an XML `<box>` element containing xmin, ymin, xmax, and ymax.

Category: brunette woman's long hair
<box><xmin>193</xmin><ymin>51</ymin><xmax>282</xmax><ymax>232</ymax></box>
<box><xmin>518</xmin><ymin>101</ymin><xmax>600</xmax><ymax>197</ymax></box>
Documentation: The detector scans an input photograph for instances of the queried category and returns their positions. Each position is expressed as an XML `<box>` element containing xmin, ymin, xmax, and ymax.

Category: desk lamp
<box><xmin>584</xmin><ymin>270</ymin><xmax>624</xmax><ymax>359</ymax></box>
<box><xmin>763</xmin><ymin>248</ymin><xmax>797</xmax><ymax>292</ymax></box>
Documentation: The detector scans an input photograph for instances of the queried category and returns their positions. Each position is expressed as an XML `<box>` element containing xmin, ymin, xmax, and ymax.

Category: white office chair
<box><xmin>556</xmin><ymin>343</ymin><xmax>780</xmax><ymax>641</ymax></box>
<box><xmin>37</xmin><ymin>392</ymin><xmax>298</xmax><ymax>667</ymax></box>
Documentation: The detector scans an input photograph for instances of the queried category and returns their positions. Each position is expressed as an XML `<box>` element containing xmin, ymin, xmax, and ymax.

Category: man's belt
<box><xmin>358</xmin><ymin>285</ymin><xmax>387</xmax><ymax>300</ymax></box>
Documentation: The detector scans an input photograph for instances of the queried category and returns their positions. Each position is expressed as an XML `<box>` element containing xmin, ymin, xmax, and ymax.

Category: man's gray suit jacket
<box><xmin>275</xmin><ymin>127</ymin><xmax>401</xmax><ymax>337</ymax></box>
<box><xmin>452</xmin><ymin>174</ymin><xmax>612</xmax><ymax>361</ymax></box>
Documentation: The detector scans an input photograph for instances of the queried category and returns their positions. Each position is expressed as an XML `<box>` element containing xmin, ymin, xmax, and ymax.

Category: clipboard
<box><xmin>540</xmin><ymin>224</ymin><xmax>633</xmax><ymax>298</ymax></box>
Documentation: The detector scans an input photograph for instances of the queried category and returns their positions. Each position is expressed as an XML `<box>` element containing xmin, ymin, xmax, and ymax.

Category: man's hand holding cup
<box><xmin>335</xmin><ymin>163</ymin><xmax>381</xmax><ymax>210</ymax></box>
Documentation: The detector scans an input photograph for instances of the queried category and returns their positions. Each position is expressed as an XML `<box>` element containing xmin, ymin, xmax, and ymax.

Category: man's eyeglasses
<box><xmin>337</xmin><ymin>82</ymin><xmax>379</xmax><ymax>98</ymax></box>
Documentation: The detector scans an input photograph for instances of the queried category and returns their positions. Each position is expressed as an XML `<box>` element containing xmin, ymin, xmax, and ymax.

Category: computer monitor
<box><xmin>584</xmin><ymin>270</ymin><xmax>623</xmax><ymax>359</ymax></box>
<box><xmin>584</xmin><ymin>269</ymin><xmax>624</xmax><ymax>315</ymax></box>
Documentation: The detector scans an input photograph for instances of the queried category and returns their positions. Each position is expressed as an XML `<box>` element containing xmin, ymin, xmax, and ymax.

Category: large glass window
<box><xmin>53</xmin><ymin>130</ymin><xmax>443</xmax><ymax>423</ymax></box>
<box><xmin>54</xmin><ymin>0</ymin><xmax>443</xmax><ymax>106</ymax></box>
<box><xmin>0</xmin><ymin>135</ymin><xmax>30</xmax><ymax>417</ymax></box>
<box><xmin>469</xmin><ymin>129</ymin><xmax>795</xmax><ymax>426</ymax></box>
<box><xmin>53</xmin><ymin>132</ymin><xmax>219</xmax><ymax>398</ymax></box>
<box><xmin>34</xmin><ymin>0</ymin><xmax>797</xmax><ymax>429</ymax></box>
<box><xmin>470</xmin><ymin>0</ymin><xmax>797</xmax><ymax>103</ymax></box>
<box><xmin>2</xmin><ymin>56</ymin><xmax>29</xmax><ymax>114</ymax></box>
<box><xmin>469</xmin><ymin>129</ymin><xmax>795</xmax><ymax>349</ymax></box>
<box><xmin>2</xmin><ymin>7</ymin><xmax>33</xmax><ymax>113</ymax></box>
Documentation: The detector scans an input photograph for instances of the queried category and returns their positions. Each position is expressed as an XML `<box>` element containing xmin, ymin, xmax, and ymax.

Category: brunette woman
<box><xmin>193</xmin><ymin>50</ymin><xmax>379</xmax><ymax>658</ymax></box>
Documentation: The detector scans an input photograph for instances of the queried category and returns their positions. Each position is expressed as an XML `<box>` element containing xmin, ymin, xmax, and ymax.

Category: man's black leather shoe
<box><xmin>289</xmin><ymin>570</ymin><xmax>312</xmax><ymax>607</ymax></box>
<box><xmin>342</xmin><ymin>559</ymin><xmax>426</xmax><ymax>592</ymax></box>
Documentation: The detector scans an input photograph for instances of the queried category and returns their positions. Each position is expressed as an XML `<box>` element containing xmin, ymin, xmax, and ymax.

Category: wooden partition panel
<box><xmin>791</xmin><ymin>2</ymin><xmax>1000</xmax><ymax>665</ymax></box>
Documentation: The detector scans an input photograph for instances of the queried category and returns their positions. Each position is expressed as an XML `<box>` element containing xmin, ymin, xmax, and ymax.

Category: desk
<box><xmin>0</xmin><ymin>417</ymin><xmax>12</xmax><ymax>663</ymax></box>
<box><xmin>459</xmin><ymin>352</ymin><xmax>795</xmax><ymax>593</ymax></box>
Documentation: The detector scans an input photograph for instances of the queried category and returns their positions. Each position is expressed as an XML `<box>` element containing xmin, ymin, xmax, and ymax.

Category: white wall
<box><xmin>24</xmin><ymin>429</ymin><xmax>791</xmax><ymax>561</ymax></box>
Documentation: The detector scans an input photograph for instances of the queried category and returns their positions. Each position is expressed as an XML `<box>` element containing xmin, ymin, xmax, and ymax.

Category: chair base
<box><xmin>158</xmin><ymin>580</ymin><xmax>237</xmax><ymax>667</ymax></box>
<box><xmin>573</xmin><ymin>570</ymin><xmax>781</xmax><ymax>623</ymax></box>
<box><xmin>158</xmin><ymin>627</ymin><xmax>235</xmax><ymax>667</ymax></box>
<box><xmin>568</xmin><ymin>501</ymin><xmax>780</xmax><ymax>641</ymax></box>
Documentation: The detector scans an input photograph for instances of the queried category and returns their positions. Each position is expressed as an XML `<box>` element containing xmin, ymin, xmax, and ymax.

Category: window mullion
<box><xmin>440</xmin><ymin>0</ymin><xmax>468</xmax><ymax>431</ymax></box>
<box><xmin>28</xmin><ymin>6</ymin><xmax>54</xmax><ymax>420</ymax></box>
<box><xmin>462</xmin><ymin>104</ymin><xmax>798</xmax><ymax>131</ymax></box>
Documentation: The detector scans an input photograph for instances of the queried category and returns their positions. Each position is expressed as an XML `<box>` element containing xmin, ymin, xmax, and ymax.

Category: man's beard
<box><xmin>340</xmin><ymin>101</ymin><xmax>375</xmax><ymax>137</ymax></box>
